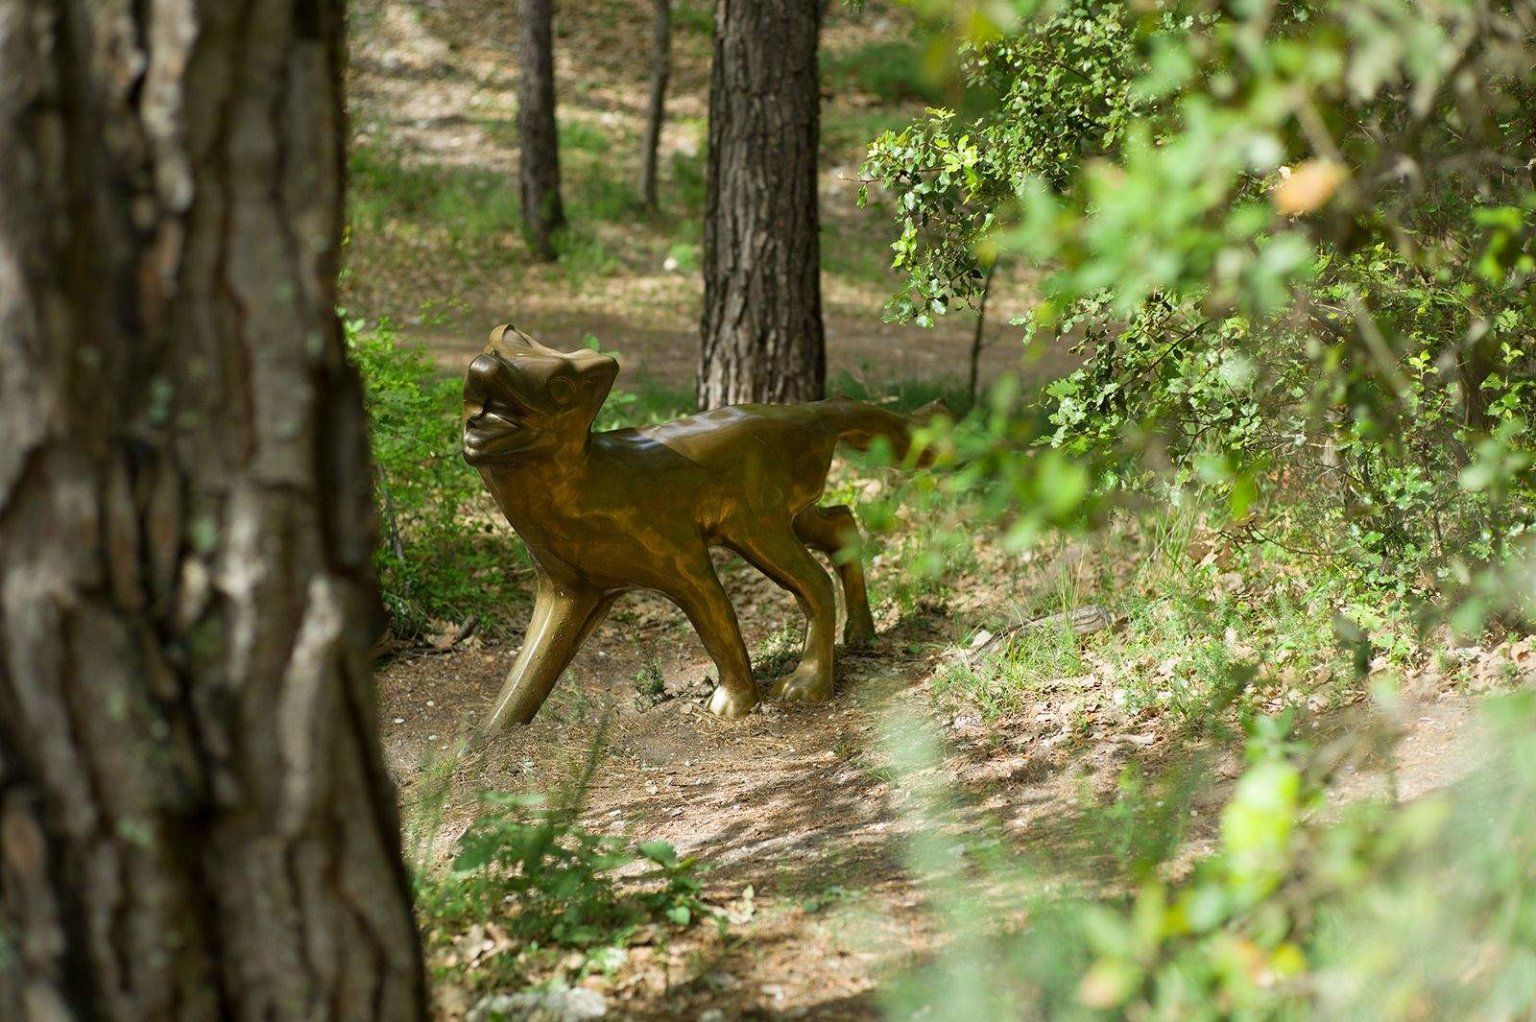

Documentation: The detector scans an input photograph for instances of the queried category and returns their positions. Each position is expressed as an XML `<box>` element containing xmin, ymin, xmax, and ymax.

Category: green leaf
<box><xmin>637</xmin><ymin>840</ymin><xmax>679</xmax><ymax>867</ymax></box>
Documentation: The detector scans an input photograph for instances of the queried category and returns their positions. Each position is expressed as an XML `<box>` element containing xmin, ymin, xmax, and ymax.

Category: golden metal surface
<box><xmin>463</xmin><ymin>325</ymin><xmax>927</xmax><ymax>731</ymax></box>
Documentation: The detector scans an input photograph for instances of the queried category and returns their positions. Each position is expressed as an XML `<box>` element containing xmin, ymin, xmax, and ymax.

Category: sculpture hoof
<box><xmin>767</xmin><ymin>664</ymin><xmax>833</xmax><ymax>703</ymax></box>
<box><xmin>707</xmin><ymin>684</ymin><xmax>759</xmax><ymax>718</ymax></box>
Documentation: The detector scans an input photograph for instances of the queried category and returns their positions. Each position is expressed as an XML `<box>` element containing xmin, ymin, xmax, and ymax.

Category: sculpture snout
<box><xmin>466</xmin><ymin>354</ymin><xmax>504</xmax><ymax>395</ymax></box>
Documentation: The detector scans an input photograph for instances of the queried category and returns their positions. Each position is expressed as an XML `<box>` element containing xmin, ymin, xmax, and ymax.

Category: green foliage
<box><xmin>861</xmin><ymin>0</ymin><xmax>1142</xmax><ymax>323</ymax></box>
<box><xmin>866</xmin><ymin>0</ymin><xmax>1536</xmax><ymax>617</ymax></box>
<box><xmin>1066</xmin><ymin>697</ymin><xmax>1536</xmax><ymax>1020</ymax></box>
<box><xmin>348</xmin><ymin>126</ymin><xmax>709</xmax><ymax>286</ymax></box>
<box><xmin>672</xmin><ymin>0</ymin><xmax>713</xmax><ymax>35</ymax></box>
<box><xmin>349</xmin><ymin>143</ymin><xmax>522</xmax><ymax>244</ymax></box>
<box><xmin>346</xmin><ymin>315</ymin><xmax>530</xmax><ymax>638</ymax></box>
<box><xmin>416</xmin><ymin>787</ymin><xmax>714</xmax><ymax>989</ymax></box>
<box><xmin>885</xmin><ymin>694</ymin><xmax>1536</xmax><ymax>1021</ymax></box>
<box><xmin>935</xmin><ymin>626</ymin><xmax>1084</xmax><ymax>719</ymax></box>
<box><xmin>824</xmin><ymin>40</ymin><xmax>945</xmax><ymax>105</ymax></box>
<box><xmin>442</xmin><ymin>794</ymin><xmax>710</xmax><ymax>941</ymax></box>
<box><xmin>750</xmin><ymin>625</ymin><xmax>805</xmax><ymax>683</ymax></box>
<box><xmin>631</xmin><ymin>642</ymin><xmax>666</xmax><ymax>701</ymax></box>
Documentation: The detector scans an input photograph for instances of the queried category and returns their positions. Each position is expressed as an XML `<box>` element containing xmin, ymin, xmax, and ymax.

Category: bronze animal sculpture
<box><xmin>463</xmin><ymin>325</ymin><xmax>927</xmax><ymax>732</ymax></box>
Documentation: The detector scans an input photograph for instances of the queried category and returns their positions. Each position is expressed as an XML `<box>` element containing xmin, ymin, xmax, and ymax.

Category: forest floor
<box><xmin>374</xmin><ymin>523</ymin><xmax>1521</xmax><ymax>1020</ymax></box>
<box><xmin>347</xmin><ymin>2</ymin><xmax>1533</xmax><ymax>1018</ymax></box>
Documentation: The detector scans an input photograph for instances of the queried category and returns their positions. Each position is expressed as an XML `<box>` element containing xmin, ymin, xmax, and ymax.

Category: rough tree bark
<box><xmin>697</xmin><ymin>0</ymin><xmax>825</xmax><ymax>408</ymax></box>
<box><xmin>0</xmin><ymin>3</ymin><xmax>426</xmax><ymax>1019</ymax></box>
<box><xmin>638</xmin><ymin>0</ymin><xmax>672</xmax><ymax>211</ymax></box>
<box><xmin>518</xmin><ymin>0</ymin><xmax>565</xmax><ymax>261</ymax></box>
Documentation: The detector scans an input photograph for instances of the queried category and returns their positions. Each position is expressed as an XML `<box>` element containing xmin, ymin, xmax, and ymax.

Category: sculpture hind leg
<box><xmin>794</xmin><ymin>504</ymin><xmax>877</xmax><ymax>649</ymax></box>
<box><xmin>482</xmin><ymin>583</ymin><xmax>615</xmax><ymax>733</ymax></box>
<box><xmin>729</xmin><ymin>526</ymin><xmax>838</xmax><ymax>703</ymax></box>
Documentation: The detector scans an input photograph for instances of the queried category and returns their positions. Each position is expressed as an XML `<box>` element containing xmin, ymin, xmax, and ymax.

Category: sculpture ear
<box><xmin>488</xmin><ymin>324</ymin><xmax>511</xmax><ymax>346</ymax></box>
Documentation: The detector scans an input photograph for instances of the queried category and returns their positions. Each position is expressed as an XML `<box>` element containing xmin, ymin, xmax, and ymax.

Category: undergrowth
<box><xmin>347</xmin><ymin>315</ymin><xmax>529</xmax><ymax>640</ymax></box>
<box><xmin>412</xmin><ymin>742</ymin><xmax>718</xmax><ymax>995</ymax></box>
<box><xmin>882</xmin><ymin>693</ymin><xmax>1536</xmax><ymax>1021</ymax></box>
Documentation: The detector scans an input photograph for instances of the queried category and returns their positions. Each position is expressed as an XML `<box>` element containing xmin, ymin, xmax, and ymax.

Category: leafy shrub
<box><xmin>886</xmin><ymin>693</ymin><xmax>1536</xmax><ymax>1021</ymax></box>
<box><xmin>862</xmin><ymin>0</ymin><xmax>1536</xmax><ymax>618</ymax></box>
<box><xmin>416</xmin><ymin>788</ymin><xmax>714</xmax><ymax>989</ymax></box>
<box><xmin>345</xmin><ymin>315</ymin><xmax>530</xmax><ymax>639</ymax></box>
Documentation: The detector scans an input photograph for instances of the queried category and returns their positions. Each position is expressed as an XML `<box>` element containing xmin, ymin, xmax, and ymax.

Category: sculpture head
<box><xmin>462</xmin><ymin>325</ymin><xmax>620</xmax><ymax>465</ymax></box>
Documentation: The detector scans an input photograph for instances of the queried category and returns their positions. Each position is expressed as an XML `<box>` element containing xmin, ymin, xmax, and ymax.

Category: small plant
<box><xmin>417</xmin><ymin>785</ymin><xmax>716</xmax><ymax>990</ymax></box>
<box><xmin>751</xmin><ymin>625</ymin><xmax>804</xmax><ymax>683</ymax></box>
<box><xmin>445</xmin><ymin>793</ymin><xmax>710</xmax><ymax>943</ymax></box>
<box><xmin>632</xmin><ymin>642</ymin><xmax>666</xmax><ymax>703</ymax></box>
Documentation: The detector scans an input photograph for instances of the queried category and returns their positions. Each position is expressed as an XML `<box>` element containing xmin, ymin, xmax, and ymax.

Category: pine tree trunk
<box><xmin>518</xmin><ymin>0</ymin><xmax>565</xmax><ymax>261</ymax></box>
<box><xmin>0</xmin><ymin>3</ymin><xmax>426</xmax><ymax>1019</ymax></box>
<box><xmin>697</xmin><ymin>0</ymin><xmax>825</xmax><ymax>408</ymax></box>
<box><xmin>638</xmin><ymin>0</ymin><xmax>672</xmax><ymax>211</ymax></box>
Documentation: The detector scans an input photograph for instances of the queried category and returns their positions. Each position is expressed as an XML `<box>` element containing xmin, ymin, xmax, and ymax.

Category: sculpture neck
<box><xmin>477</xmin><ymin>439</ymin><xmax>592</xmax><ymax>533</ymax></box>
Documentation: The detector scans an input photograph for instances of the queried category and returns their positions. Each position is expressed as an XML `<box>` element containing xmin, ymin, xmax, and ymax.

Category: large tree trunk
<box><xmin>697</xmin><ymin>0</ymin><xmax>825</xmax><ymax>408</ymax></box>
<box><xmin>0</xmin><ymin>3</ymin><xmax>426</xmax><ymax>1019</ymax></box>
<box><xmin>518</xmin><ymin>0</ymin><xmax>565</xmax><ymax>261</ymax></box>
<box><xmin>638</xmin><ymin>0</ymin><xmax>672</xmax><ymax>211</ymax></box>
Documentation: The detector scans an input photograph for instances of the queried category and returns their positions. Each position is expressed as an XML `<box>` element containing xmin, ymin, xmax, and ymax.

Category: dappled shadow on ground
<box><xmin>376</xmin><ymin>562</ymin><xmax>1274</xmax><ymax>1019</ymax></box>
<box><xmin>373</xmin><ymin>511</ymin><xmax>1488</xmax><ymax>1020</ymax></box>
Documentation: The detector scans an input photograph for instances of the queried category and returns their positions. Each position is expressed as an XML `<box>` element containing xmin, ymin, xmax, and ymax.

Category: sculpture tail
<box><xmin>822</xmin><ymin>397</ymin><xmax>946</xmax><ymax>468</ymax></box>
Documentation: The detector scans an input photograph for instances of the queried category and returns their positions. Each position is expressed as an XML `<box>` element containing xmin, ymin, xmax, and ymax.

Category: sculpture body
<box><xmin>463</xmin><ymin>325</ymin><xmax>924</xmax><ymax>731</ymax></box>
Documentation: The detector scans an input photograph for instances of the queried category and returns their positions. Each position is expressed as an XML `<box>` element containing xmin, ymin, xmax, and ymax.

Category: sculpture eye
<box><xmin>547</xmin><ymin>377</ymin><xmax>576</xmax><ymax>408</ymax></box>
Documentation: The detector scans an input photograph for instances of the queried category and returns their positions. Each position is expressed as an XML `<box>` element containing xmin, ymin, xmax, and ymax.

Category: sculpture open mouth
<box><xmin>463</xmin><ymin>405</ymin><xmax>530</xmax><ymax>463</ymax></box>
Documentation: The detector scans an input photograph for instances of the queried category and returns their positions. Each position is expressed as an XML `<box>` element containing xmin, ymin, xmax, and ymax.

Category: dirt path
<box><xmin>376</xmin><ymin>553</ymin><xmax>1495</xmax><ymax>1021</ymax></box>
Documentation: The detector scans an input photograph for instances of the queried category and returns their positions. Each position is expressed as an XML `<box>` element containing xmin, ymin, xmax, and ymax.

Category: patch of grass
<box><xmin>822</xmin><ymin>40</ymin><xmax>945</xmax><ymax>105</ymax></box>
<box><xmin>828</xmin><ymin>371</ymin><xmax>973</xmax><ymax>414</ymax></box>
<box><xmin>1076</xmin><ymin>517</ymin><xmax>1362</xmax><ymax>735</ymax></box>
<box><xmin>549</xmin><ymin>224</ymin><xmax>620</xmax><ymax>281</ymax></box>
<box><xmin>349</xmin><ymin>143</ymin><xmax>522</xmax><ymax>244</ymax></box>
<box><xmin>860</xmin><ymin>456</ymin><xmax>1424</xmax><ymax>740</ymax></box>
<box><xmin>592</xmin><ymin>377</ymin><xmax>692</xmax><ymax>430</ymax></box>
<box><xmin>822</xmin><ymin>227</ymin><xmax>901</xmax><ymax>288</ymax></box>
<box><xmin>934</xmin><ymin>626</ymin><xmax>1085</xmax><ymax>719</ymax></box>
<box><xmin>752</xmin><ymin>625</ymin><xmax>804</xmax><ymax>683</ymax></box>
<box><xmin>561</xmin><ymin>119</ymin><xmax>643</xmax><ymax>223</ymax></box>
<box><xmin>666</xmin><ymin>240</ymin><xmax>700</xmax><ymax>272</ymax></box>
<box><xmin>822</xmin><ymin>108</ymin><xmax>918</xmax><ymax>156</ymax></box>
<box><xmin>673</xmin><ymin>0</ymin><xmax>712</xmax><ymax>35</ymax></box>
<box><xmin>664</xmin><ymin>144</ymin><xmax>709</xmax><ymax>220</ymax></box>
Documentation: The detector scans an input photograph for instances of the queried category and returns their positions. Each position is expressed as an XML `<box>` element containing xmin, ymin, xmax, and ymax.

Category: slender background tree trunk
<box><xmin>518</xmin><ymin>0</ymin><xmax>565</xmax><ymax>261</ymax></box>
<box><xmin>0</xmin><ymin>2</ymin><xmax>426</xmax><ymax>1018</ymax></box>
<box><xmin>697</xmin><ymin>0</ymin><xmax>825</xmax><ymax>408</ymax></box>
<box><xmin>968</xmin><ymin>260</ymin><xmax>998</xmax><ymax>407</ymax></box>
<box><xmin>638</xmin><ymin>0</ymin><xmax>672</xmax><ymax>211</ymax></box>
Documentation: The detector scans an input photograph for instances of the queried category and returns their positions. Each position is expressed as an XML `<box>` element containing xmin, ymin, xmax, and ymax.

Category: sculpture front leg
<box><xmin>666</xmin><ymin>557</ymin><xmax>759</xmax><ymax>718</ymax></box>
<box><xmin>481</xmin><ymin>584</ymin><xmax>612</xmax><ymax>733</ymax></box>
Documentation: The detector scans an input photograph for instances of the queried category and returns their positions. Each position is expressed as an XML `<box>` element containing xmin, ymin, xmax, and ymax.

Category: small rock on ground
<box><xmin>468</xmin><ymin>987</ymin><xmax>608</xmax><ymax>1022</ymax></box>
